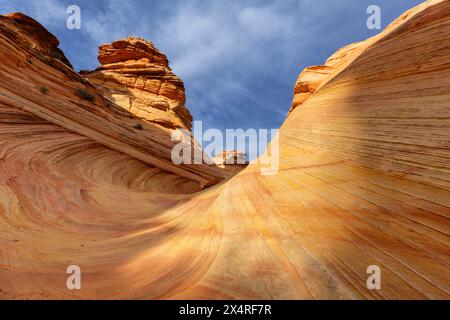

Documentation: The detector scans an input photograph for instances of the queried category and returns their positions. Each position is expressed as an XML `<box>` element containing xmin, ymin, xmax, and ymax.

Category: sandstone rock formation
<box><xmin>0</xmin><ymin>0</ymin><xmax>449</xmax><ymax>300</ymax></box>
<box><xmin>1</xmin><ymin>13</ymin><xmax>73</xmax><ymax>69</ymax></box>
<box><xmin>212</xmin><ymin>150</ymin><xmax>248</xmax><ymax>174</ymax></box>
<box><xmin>83</xmin><ymin>37</ymin><xmax>193</xmax><ymax>130</ymax></box>
<box><xmin>290</xmin><ymin>0</ymin><xmax>448</xmax><ymax>114</ymax></box>
<box><xmin>213</xmin><ymin>150</ymin><xmax>247</xmax><ymax>165</ymax></box>
<box><xmin>0</xmin><ymin>13</ymin><xmax>231</xmax><ymax>189</ymax></box>
<box><xmin>290</xmin><ymin>41</ymin><xmax>366</xmax><ymax>113</ymax></box>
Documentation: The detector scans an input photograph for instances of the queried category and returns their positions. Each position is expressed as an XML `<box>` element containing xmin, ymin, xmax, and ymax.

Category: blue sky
<box><xmin>1</xmin><ymin>0</ymin><xmax>423</xmax><ymax>158</ymax></box>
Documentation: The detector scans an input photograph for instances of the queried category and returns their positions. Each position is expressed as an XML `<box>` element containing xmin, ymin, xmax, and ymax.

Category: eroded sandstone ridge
<box><xmin>0</xmin><ymin>13</ymin><xmax>234</xmax><ymax>189</ymax></box>
<box><xmin>0</xmin><ymin>0</ymin><xmax>449</xmax><ymax>299</ymax></box>
<box><xmin>290</xmin><ymin>0</ymin><xmax>450</xmax><ymax>114</ymax></box>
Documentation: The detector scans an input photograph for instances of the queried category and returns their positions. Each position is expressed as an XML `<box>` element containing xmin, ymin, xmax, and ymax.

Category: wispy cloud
<box><xmin>0</xmin><ymin>0</ymin><xmax>66</xmax><ymax>26</ymax></box>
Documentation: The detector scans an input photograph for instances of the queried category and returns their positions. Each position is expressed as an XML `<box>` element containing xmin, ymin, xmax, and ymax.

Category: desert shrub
<box><xmin>39</xmin><ymin>87</ymin><xmax>49</xmax><ymax>94</ymax></box>
<box><xmin>132</xmin><ymin>124</ymin><xmax>143</xmax><ymax>130</ymax></box>
<box><xmin>75</xmin><ymin>88</ymin><xmax>95</xmax><ymax>102</ymax></box>
<box><xmin>51</xmin><ymin>50</ymin><xmax>64</xmax><ymax>60</ymax></box>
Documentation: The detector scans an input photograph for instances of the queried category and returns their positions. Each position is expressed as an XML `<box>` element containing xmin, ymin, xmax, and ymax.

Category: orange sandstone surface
<box><xmin>0</xmin><ymin>1</ymin><xmax>449</xmax><ymax>299</ymax></box>
<box><xmin>0</xmin><ymin>13</ymin><xmax>230</xmax><ymax>189</ymax></box>
<box><xmin>83</xmin><ymin>37</ymin><xmax>193</xmax><ymax>131</ymax></box>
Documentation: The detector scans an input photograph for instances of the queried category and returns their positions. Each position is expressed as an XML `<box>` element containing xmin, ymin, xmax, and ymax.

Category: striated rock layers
<box><xmin>212</xmin><ymin>150</ymin><xmax>248</xmax><ymax>174</ymax></box>
<box><xmin>0</xmin><ymin>0</ymin><xmax>450</xmax><ymax>300</ymax></box>
<box><xmin>0</xmin><ymin>13</ymin><xmax>232</xmax><ymax>188</ymax></box>
<box><xmin>83</xmin><ymin>37</ymin><xmax>193</xmax><ymax>131</ymax></box>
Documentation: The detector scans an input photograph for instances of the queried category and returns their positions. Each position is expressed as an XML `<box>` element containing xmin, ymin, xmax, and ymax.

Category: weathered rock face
<box><xmin>290</xmin><ymin>0</ymin><xmax>447</xmax><ymax>114</ymax></box>
<box><xmin>0</xmin><ymin>14</ymin><xmax>231</xmax><ymax>188</ymax></box>
<box><xmin>83</xmin><ymin>37</ymin><xmax>193</xmax><ymax>130</ymax></box>
<box><xmin>1</xmin><ymin>0</ymin><xmax>450</xmax><ymax>300</ymax></box>
<box><xmin>1</xmin><ymin>12</ymin><xmax>73</xmax><ymax>69</ymax></box>
<box><xmin>213</xmin><ymin>150</ymin><xmax>247</xmax><ymax>165</ymax></box>
<box><xmin>290</xmin><ymin>65</ymin><xmax>333</xmax><ymax>112</ymax></box>
<box><xmin>289</xmin><ymin>42</ymin><xmax>365</xmax><ymax>113</ymax></box>
<box><xmin>212</xmin><ymin>150</ymin><xmax>248</xmax><ymax>174</ymax></box>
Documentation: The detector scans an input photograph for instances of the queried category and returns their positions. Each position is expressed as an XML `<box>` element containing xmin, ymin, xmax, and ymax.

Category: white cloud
<box><xmin>0</xmin><ymin>0</ymin><xmax>66</xmax><ymax>26</ymax></box>
<box><xmin>151</xmin><ymin>1</ymin><xmax>305</xmax><ymax>79</ymax></box>
<box><xmin>238</xmin><ymin>6</ymin><xmax>295</xmax><ymax>39</ymax></box>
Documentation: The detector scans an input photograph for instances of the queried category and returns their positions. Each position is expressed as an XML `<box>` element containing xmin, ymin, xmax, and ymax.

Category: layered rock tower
<box><xmin>83</xmin><ymin>37</ymin><xmax>192</xmax><ymax>130</ymax></box>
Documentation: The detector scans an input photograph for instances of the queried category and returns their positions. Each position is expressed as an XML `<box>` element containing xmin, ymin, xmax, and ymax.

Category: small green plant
<box><xmin>133</xmin><ymin>124</ymin><xmax>143</xmax><ymax>130</ymax></box>
<box><xmin>39</xmin><ymin>87</ymin><xmax>49</xmax><ymax>94</ymax></box>
<box><xmin>51</xmin><ymin>50</ymin><xmax>64</xmax><ymax>60</ymax></box>
<box><xmin>75</xmin><ymin>88</ymin><xmax>95</xmax><ymax>102</ymax></box>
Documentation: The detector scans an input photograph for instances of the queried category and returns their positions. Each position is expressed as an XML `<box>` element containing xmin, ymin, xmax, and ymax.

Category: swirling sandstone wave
<box><xmin>0</xmin><ymin>0</ymin><xmax>449</xmax><ymax>299</ymax></box>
